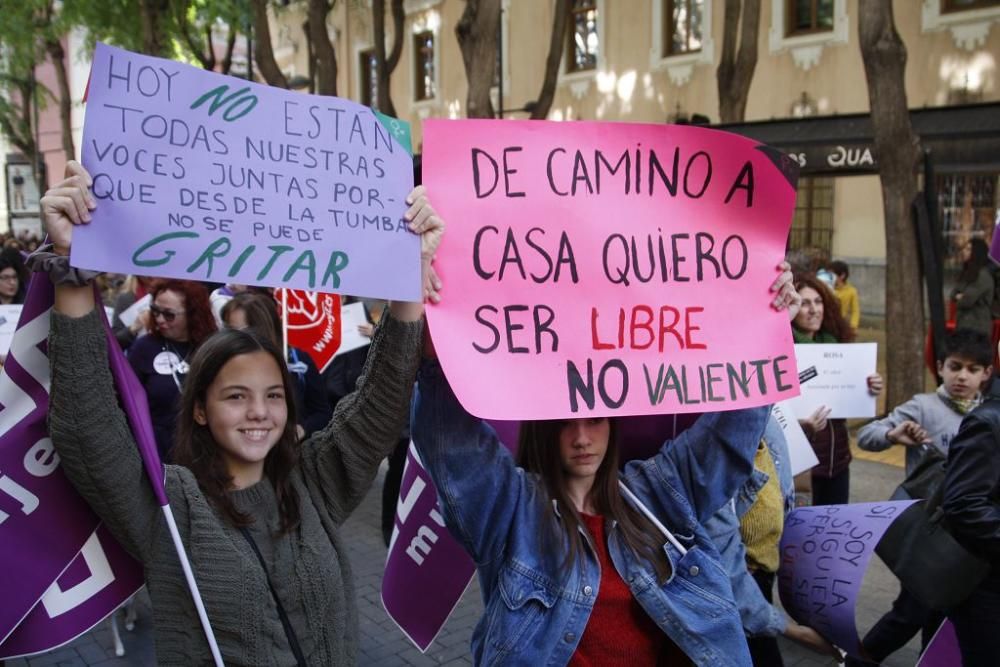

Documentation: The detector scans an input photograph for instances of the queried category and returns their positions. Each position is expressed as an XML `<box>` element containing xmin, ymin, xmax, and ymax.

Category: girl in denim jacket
<box><xmin>412</xmin><ymin>264</ymin><xmax>800</xmax><ymax>666</ymax></box>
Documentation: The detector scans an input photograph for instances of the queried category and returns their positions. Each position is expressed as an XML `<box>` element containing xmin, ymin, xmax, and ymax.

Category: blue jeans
<box><xmin>950</xmin><ymin>584</ymin><xmax>1000</xmax><ymax>667</ymax></box>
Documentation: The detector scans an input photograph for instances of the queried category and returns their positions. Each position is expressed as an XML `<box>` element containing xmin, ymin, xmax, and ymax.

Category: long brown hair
<box><xmin>516</xmin><ymin>419</ymin><xmax>672</xmax><ymax>582</ymax></box>
<box><xmin>173</xmin><ymin>328</ymin><xmax>301</xmax><ymax>533</ymax></box>
<box><xmin>793</xmin><ymin>272</ymin><xmax>854</xmax><ymax>342</ymax></box>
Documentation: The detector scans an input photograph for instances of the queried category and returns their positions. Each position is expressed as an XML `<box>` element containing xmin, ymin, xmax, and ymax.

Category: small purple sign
<box><xmin>76</xmin><ymin>43</ymin><xmax>419</xmax><ymax>301</ymax></box>
<box><xmin>381</xmin><ymin>445</ymin><xmax>476</xmax><ymax>651</ymax></box>
<box><xmin>777</xmin><ymin>501</ymin><xmax>916</xmax><ymax>658</ymax></box>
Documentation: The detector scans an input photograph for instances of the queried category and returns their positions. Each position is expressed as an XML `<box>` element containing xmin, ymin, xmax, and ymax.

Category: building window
<box><xmin>786</xmin><ymin>0</ymin><xmax>835</xmax><ymax>36</ymax></box>
<box><xmin>413</xmin><ymin>31</ymin><xmax>436</xmax><ymax>101</ymax></box>
<box><xmin>359</xmin><ymin>49</ymin><xmax>379</xmax><ymax>108</ymax></box>
<box><xmin>788</xmin><ymin>177</ymin><xmax>834</xmax><ymax>253</ymax></box>
<box><xmin>938</xmin><ymin>173</ymin><xmax>1000</xmax><ymax>272</ymax></box>
<box><xmin>942</xmin><ymin>0</ymin><xmax>1000</xmax><ymax>12</ymax></box>
<box><xmin>665</xmin><ymin>0</ymin><xmax>703</xmax><ymax>55</ymax></box>
<box><xmin>566</xmin><ymin>0</ymin><xmax>599</xmax><ymax>73</ymax></box>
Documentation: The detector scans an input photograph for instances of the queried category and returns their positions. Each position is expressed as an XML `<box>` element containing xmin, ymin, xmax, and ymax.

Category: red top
<box><xmin>569</xmin><ymin>513</ymin><xmax>691</xmax><ymax>666</ymax></box>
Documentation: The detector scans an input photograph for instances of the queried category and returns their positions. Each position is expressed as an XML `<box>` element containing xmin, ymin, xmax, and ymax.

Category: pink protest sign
<box><xmin>424</xmin><ymin>119</ymin><xmax>800</xmax><ymax>419</ymax></box>
<box><xmin>75</xmin><ymin>43</ymin><xmax>419</xmax><ymax>302</ymax></box>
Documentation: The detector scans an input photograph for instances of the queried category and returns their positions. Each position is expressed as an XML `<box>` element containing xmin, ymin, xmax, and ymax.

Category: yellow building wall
<box><xmin>265</xmin><ymin>0</ymin><xmax>999</xmax><ymax>277</ymax></box>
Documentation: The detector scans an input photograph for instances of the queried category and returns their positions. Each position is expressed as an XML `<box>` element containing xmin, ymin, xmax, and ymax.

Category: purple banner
<box><xmin>0</xmin><ymin>274</ymin><xmax>145</xmax><ymax>655</ymax></box>
<box><xmin>75</xmin><ymin>43</ymin><xmax>419</xmax><ymax>301</ymax></box>
<box><xmin>0</xmin><ymin>525</ymin><xmax>143</xmax><ymax>659</ymax></box>
<box><xmin>778</xmin><ymin>501</ymin><xmax>917</xmax><ymax>658</ymax></box>
<box><xmin>382</xmin><ymin>445</ymin><xmax>476</xmax><ymax>651</ymax></box>
<box><xmin>383</xmin><ymin>414</ymin><xmax>700</xmax><ymax>649</ymax></box>
<box><xmin>917</xmin><ymin>620</ymin><xmax>960</xmax><ymax>667</ymax></box>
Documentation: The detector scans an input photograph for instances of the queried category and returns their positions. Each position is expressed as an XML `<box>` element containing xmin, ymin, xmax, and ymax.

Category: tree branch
<box><xmin>250</xmin><ymin>0</ymin><xmax>289</xmax><ymax>87</ymax></box>
<box><xmin>531</xmin><ymin>0</ymin><xmax>570</xmax><ymax>119</ymax></box>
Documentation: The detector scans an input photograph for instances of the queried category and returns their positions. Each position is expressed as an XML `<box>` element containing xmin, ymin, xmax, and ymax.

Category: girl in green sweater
<box><xmin>37</xmin><ymin>161</ymin><xmax>443</xmax><ymax>665</ymax></box>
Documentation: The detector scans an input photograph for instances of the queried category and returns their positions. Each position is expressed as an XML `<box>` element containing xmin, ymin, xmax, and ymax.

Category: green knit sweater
<box><xmin>48</xmin><ymin>307</ymin><xmax>423</xmax><ymax>666</ymax></box>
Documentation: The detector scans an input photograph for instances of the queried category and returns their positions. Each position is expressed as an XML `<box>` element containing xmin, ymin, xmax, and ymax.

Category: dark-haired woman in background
<box><xmin>951</xmin><ymin>237</ymin><xmax>995</xmax><ymax>340</ymax></box>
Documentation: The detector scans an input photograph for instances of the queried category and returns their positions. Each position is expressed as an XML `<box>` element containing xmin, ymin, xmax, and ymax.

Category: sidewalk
<box><xmin>7</xmin><ymin>456</ymin><xmax>920</xmax><ymax>666</ymax></box>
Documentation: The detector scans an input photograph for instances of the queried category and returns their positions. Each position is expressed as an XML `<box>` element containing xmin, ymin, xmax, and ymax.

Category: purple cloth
<box><xmin>0</xmin><ymin>273</ymin><xmax>157</xmax><ymax>656</ymax></box>
<box><xmin>917</xmin><ymin>620</ymin><xmax>961</xmax><ymax>667</ymax></box>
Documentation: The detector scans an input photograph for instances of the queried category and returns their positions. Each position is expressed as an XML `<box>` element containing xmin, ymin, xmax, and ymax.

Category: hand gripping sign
<box><xmin>424</xmin><ymin>119</ymin><xmax>801</xmax><ymax>420</ymax></box>
<box><xmin>74</xmin><ymin>43</ymin><xmax>419</xmax><ymax>302</ymax></box>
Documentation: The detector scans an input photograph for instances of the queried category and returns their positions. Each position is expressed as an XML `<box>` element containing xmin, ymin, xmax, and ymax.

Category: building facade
<box><xmin>268</xmin><ymin>0</ymin><xmax>1000</xmax><ymax>317</ymax></box>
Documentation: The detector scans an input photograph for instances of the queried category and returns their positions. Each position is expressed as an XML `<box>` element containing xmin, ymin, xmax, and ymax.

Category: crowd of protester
<box><xmin>8</xmin><ymin>157</ymin><xmax>996</xmax><ymax>667</ymax></box>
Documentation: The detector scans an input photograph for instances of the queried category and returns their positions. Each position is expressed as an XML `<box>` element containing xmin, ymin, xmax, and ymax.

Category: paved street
<box><xmin>7</xmin><ymin>450</ymin><xmax>920</xmax><ymax>666</ymax></box>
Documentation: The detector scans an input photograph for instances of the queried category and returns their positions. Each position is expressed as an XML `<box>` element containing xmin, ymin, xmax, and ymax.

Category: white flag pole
<box><xmin>281</xmin><ymin>289</ymin><xmax>289</xmax><ymax>360</ymax></box>
<box><xmin>161</xmin><ymin>506</ymin><xmax>224</xmax><ymax>666</ymax></box>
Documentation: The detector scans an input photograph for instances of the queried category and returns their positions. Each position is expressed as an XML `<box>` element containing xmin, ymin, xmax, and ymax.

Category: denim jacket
<box><xmin>412</xmin><ymin>361</ymin><xmax>768</xmax><ymax>666</ymax></box>
<box><xmin>705</xmin><ymin>412</ymin><xmax>795</xmax><ymax>638</ymax></box>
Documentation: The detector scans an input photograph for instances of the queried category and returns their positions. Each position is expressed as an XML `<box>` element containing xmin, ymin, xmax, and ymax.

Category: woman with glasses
<box><xmin>127</xmin><ymin>279</ymin><xmax>217</xmax><ymax>460</ymax></box>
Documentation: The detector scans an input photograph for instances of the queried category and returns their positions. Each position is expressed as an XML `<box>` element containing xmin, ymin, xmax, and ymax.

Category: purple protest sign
<box><xmin>383</xmin><ymin>414</ymin><xmax>702</xmax><ymax>650</ymax></box>
<box><xmin>778</xmin><ymin>501</ymin><xmax>917</xmax><ymax>658</ymax></box>
<box><xmin>0</xmin><ymin>525</ymin><xmax>143</xmax><ymax>659</ymax></box>
<box><xmin>917</xmin><ymin>620</ymin><xmax>961</xmax><ymax>667</ymax></box>
<box><xmin>75</xmin><ymin>43</ymin><xmax>419</xmax><ymax>301</ymax></box>
<box><xmin>382</xmin><ymin>445</ymin><xmax>476</xmax><ymax>651</ymax></box>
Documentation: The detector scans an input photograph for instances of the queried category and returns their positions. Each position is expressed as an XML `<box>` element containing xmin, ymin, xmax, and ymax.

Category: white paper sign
<box><xmin>0</xmin><ymin>305</ymin><xmax>22</xmax><ymax>356</ymax></box>
<box><xmin>334</xmin><ymin>301</ymin><xmax>372</xmax><ymax>357</ymax></box>
<box><xmin>118</xmin><ymin>294</ymin><xmax>151</xmax><ymax>329</ymax></box>
<box><xmin>772</xmin><ymin>402</ymin><xmax>819</xmax><ymax>475</ymax></box>
<box><xmin>784</xmin><ymin>343</ymin><xmax>878</xmax><ymax>419</ymax></box>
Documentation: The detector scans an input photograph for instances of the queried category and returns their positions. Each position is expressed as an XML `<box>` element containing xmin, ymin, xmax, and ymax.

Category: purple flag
<box><xmin>0</xmin><ymin>273</ymin><xmax>149</xmax><ymax>658</ymax></box>
<box><xmin>777</xmin><ymin>501</ymin><xmax>917</xmax><ymax>658</ymax></box>
<box><xmin>381</xmin><ymin>445</ymin><xmax>477</xmax><ymax>651</ymax></box>
<box><xmin>917</xmin><ymin>620</ymin><xmax>961</xmax><ymax>667</ymax></box>
<box><xmin>383</xmin><ymin>414</ymin><xmax>700</xmax><ymax>649</ymax></box>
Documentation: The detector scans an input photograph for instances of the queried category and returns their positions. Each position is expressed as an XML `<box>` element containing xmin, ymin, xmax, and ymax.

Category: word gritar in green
<box><xmin>131</xmin><ymin>231</ymin><xmax>349</xmax><ymax>289</ymax></box>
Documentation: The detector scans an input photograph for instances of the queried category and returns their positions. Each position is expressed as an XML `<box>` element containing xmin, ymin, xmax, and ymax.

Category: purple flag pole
<box><xmin>93</xmin><ymin>289</ymin><xmax>224</xmax><ymax>666</ymax></box>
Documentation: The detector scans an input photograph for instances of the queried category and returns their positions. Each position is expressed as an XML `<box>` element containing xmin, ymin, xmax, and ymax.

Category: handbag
<box><xmin>875</xmin><ymin>479</ymin><xmax>990</xmax><ymax>611</ymax></box>
<box><xmin>889</xmin><ymin>445</ymin><xmax>946</xmax><ymax>501</ymax></box>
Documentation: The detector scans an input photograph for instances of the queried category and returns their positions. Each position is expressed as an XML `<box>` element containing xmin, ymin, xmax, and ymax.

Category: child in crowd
<box><xmin>830</xmin><ymin>260</ymin><xmax>860</xmax><ymax>333</ymax></box>
<box><xmin>849</xmin><ymin>328</ymin><xmax>992</xmax><ymax>666</ymax></box>
<box><xmin>857</xmin><ymin>328</ymin><xmax>992</xmax><ymax>475</ymax></box>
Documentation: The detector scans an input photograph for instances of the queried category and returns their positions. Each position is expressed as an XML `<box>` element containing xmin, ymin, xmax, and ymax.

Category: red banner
<box><xmin>276</xmin><ymin>289</ymin><xmax>342</xmax><ymax>372</ymax></box>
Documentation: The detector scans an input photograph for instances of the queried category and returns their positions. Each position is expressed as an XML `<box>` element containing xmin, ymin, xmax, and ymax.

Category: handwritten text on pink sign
<box><xmin>424</xmin><ymin>120</ymin><xmax>801</xmax><ymax>419</ymax></box>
